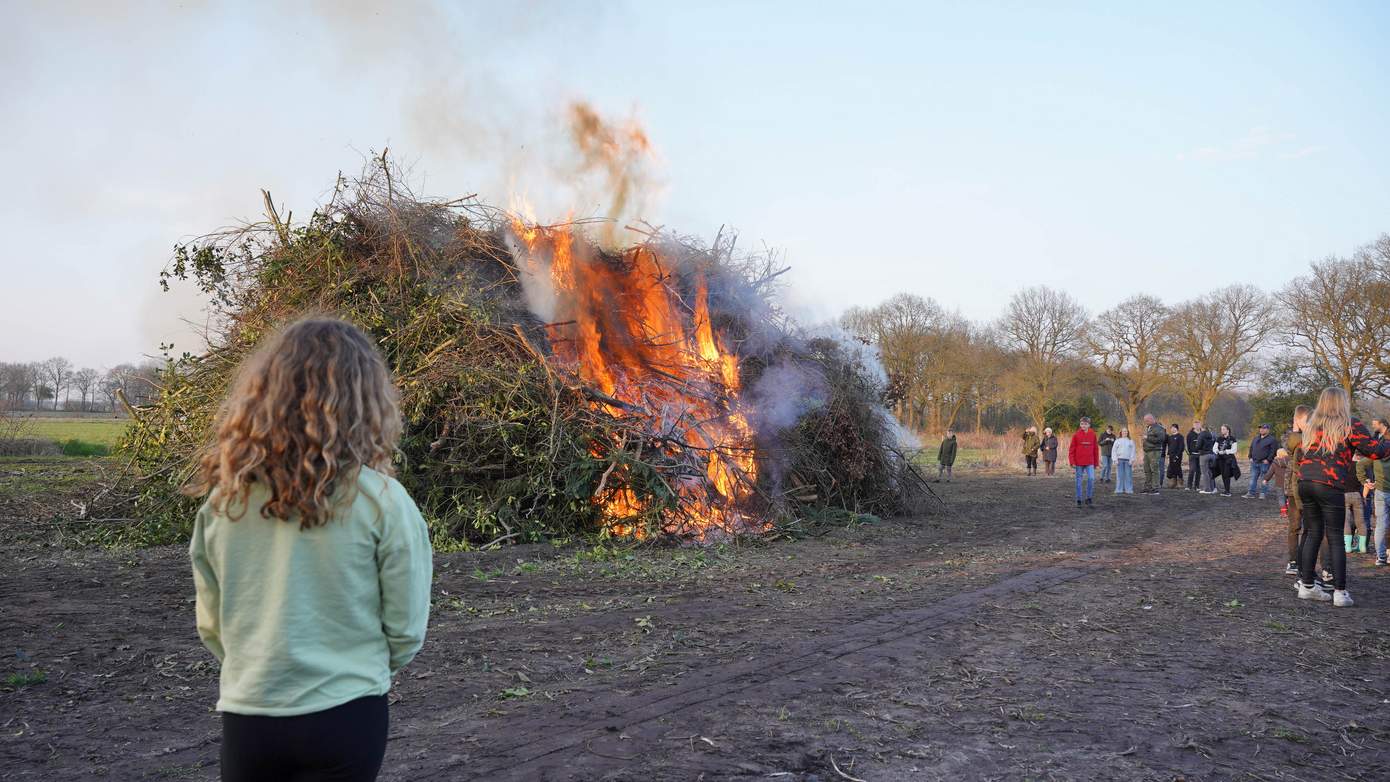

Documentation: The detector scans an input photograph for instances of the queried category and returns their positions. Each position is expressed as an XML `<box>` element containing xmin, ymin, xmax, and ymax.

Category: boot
<box><xmin>1357</xmin><ymin>535</ymin><xmax>1368</xmax><ymax>554</ymax></box>
<box><xmin>1345</xmin><ymin>534</ymin><xmax>1355</xmax><ymax>553</ymax></box>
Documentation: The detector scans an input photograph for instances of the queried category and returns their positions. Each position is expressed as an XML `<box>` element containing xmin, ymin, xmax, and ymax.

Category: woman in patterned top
<box><xmin>1295</xmin><ymin>387</ymin><xmax>1390</xmax><ymax>607</ymax></box>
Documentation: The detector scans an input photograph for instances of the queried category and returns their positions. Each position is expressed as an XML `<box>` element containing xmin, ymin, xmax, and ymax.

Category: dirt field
<box><xmin>3</xmin><ymin>470</ymin><xmax>1389</xmax><ymax>780</ymax></box>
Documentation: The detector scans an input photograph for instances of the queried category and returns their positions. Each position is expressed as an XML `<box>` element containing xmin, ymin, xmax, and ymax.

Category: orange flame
<box><xmin>509</xmin><ymin>215</ymin><xmax>758</xmax><ymax>539</ymax></box>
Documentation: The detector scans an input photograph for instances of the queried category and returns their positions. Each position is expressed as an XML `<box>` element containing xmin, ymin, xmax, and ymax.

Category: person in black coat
<box><xmin>936</xmin><ymin>429</ymin><xmax>958</xmax><ymax>483</ymax></box>
<box><xmin>1186</xmin><ymin>422</ymin><xmax>1216</xmax><ymax>492</ymax></box>
<box><xmin>1165</xmin><ymin>424</ymin><xmax>1185</xmax><ymax>488</ymax></box>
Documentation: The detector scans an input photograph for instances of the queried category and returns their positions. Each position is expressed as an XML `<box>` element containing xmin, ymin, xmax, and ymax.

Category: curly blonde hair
<box><xmin>186</xmin><ymin>316</ymin><xmax>402</xmax><ymax>527</ymax></box>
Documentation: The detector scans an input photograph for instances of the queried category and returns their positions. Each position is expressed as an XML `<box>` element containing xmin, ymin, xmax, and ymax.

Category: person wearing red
<box><xmin>1069</xmin><ymin>416</ymin><xmax>1101</xmax><ymax>507</ymax></box>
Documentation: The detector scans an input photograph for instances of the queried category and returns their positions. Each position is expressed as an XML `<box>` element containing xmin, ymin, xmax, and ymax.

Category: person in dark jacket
<box><xmin>1212</xmin><ymin>425</ymin><xmax>1239</xmax><ymax>496</ymax></box>
<box><xmin>1186</xmin><ymin>421</ymin><xmax>1215</xmax><ymax>492</ymax></box>
<box><xmin>1022</xmin><ymin>427</ymin><xmax>1041</xmax><ymax>475</ymax></box>
<box><xmin>1165</xmin><ymin>424</ymin><xmax>1185</xmax><ymax>488</ymax></box>
<box><xmin>936</xmin><ymin>429</ymin><xmax>957</xmax><ymax>483</ymax></box>
<box><xmin>1098</xmin><ymin>426</ymin><xmax>1117</xmax><ymax>484</ymax></box>
<box><xmin>1141</xmin><ymin>415</ymin><xmax>1166</xmax><ymax>494</ymax></box>
<box><xmin>1283</xmin><ymin>406</ymin><xmax>1327</xmax><ymax>579</ymax></box>
<box><xmin>1295</xmin><ymin>387</ymin><xmax>1390</xmax><ymax>607</ymax></box>
<box><xmin>1040</xmin><ymin>428</ymin><xmax>1059</xmax><ymax>476</ymax></box>
<box><xmin>1245</xmin><ymin>423</ymin><xmax>1278</xmax><ymax>498</ymax></box>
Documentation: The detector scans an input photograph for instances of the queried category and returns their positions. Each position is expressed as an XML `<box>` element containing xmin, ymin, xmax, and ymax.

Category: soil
<box><xmin>3</xmin><ymin>470</ymin><xmax>1389</xmax><ymax>780</ymax></box>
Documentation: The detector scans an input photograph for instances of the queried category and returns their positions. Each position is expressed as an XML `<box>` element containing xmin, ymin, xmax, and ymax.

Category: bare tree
<box><xmin>1162</xmin><ymin>285</ymin><xmax>1275</xmax><ymax>422</ymax></box>
<box><xmin>72</xmin><ymin>367</ymin><xmax>100</xmax><ymax>412</ymax></box>
<box><xmin>1276</xmin><ymin>254</ymin><xmax>1387</xmax><ymax>400</ymax></box>
<box><xmin>998</xmin><ymin>286</ymin><xmax>1087</xmax><ymax>430</ymax></box>
<box><xmin>28</xmin><ymin>362</ymin><xmax>47</xmax><ymax>411</ymax></box>
<box><xmin>1087</xmin><ymin>295</ymin><xmax>1171</xmax><ymax>434</ymax></box>
<box><xmin>41</xmin><ymin>356</ymin><xmax>73</xmax><ymax>411</ymax></box>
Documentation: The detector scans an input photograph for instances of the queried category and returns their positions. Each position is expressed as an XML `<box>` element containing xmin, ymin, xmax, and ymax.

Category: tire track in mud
<box><xmin>421</xmin><ymin>562</ymin><xmax>1099</xmax><ymax>780</ymax></box>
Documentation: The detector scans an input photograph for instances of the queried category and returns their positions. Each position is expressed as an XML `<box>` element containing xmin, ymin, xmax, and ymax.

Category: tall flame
<box><xmin>509</xmin><ymin>215</ymin><xmax>758</xmax><ymax>539</ymax></box>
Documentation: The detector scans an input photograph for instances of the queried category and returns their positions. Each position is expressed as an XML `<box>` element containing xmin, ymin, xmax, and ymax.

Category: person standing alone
<box><xmin>1098</xmin><ymin>425</ymin><xmax>1117</xmax><ymax>484</ymax></box>
<box><xmin>1069</xmin><ymin>416</ymin><xmax>1100</xmax><ymax>506</ymax></box>
<box><xmin>1245</xmin><ymin>423</ymin><xmax>1278</xmax><ymax>498</ymax></box>
<box><xmin>936</xmin><ymin>428</ymin><xmax>957</xmax><ymax>483</ymax></box>
<box><xmin>187</xmin><ymin>317</ymin><xmax>434</xmax><ymax>782</ymax></box>
<box><xmin>1141</xmin><ymin>414</ymin><xmax>1166</xmax><ymax>495</ymax></box>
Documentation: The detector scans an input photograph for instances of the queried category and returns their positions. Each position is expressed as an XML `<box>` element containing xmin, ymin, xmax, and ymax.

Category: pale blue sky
<box><xmin>3</xmin><ymin>0</ymin><xmax>1387</xmax><ymax>367</ymax></box>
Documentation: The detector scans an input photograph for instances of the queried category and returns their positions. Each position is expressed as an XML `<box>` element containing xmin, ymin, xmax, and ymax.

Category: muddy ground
<box><xmin>3</xmin><ymin>468</ymin><xmax>1389</xmax><ymax>780</ymax></box>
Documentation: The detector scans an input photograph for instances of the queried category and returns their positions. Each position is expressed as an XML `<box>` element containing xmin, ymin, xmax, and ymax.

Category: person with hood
<box><xmin>1040</xmin><ymin>427</ymin><xmax>1059</xmax><ymax>476</ymax></box>
<box><xmin>936</xmin><ymin>428</ymin><xmax>957</xmax><ymax>483</ymax></box>
<box><xmin>1165</xmin><ymin>424</ymin><xmax>1185</xmax><ymax>488</ymax></box>
<box><xmin>1186</xmin><ymin>421</ymin><xmax>1215</xmax><ymax>492</ymax></box>
<box><xmin>1069</xmin><ymin>416</ymin><xmax>1100</xmax><ymax>506</ymax></box>
<box><xmin>1098</xmin><ymin>425</ymin><xmax>1117</xmax><ymax>484</ymax></box>
<box><xmin>1112</xmin><ymin>427</ymin><xmax>1136</xmax><ymax>494</ymax></box>
<box><xmin>1141</xmin><ymin>414</ymin><xmax>1166</xmax><ymax>494</ymax></box>
<box><xmin>1021</xmin><ymin>426</ymin><xmax>1041</xmax><ymax>475</ymax></box>
<box><xmin>1245</xmin><ymin>423</ymin><xmax>1279</xmax><ymax>498</ymax></box>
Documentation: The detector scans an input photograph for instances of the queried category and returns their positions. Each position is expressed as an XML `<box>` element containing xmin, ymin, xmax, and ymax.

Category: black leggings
<box><xmin>1298</xmin><ymin>482</ymin><xmax>1348</xmax><ymax>591</ymax></box>
<box><xmin>221</xmin><ymin>695</ymin><xmax>388</xmax><ymax>782</ymax></box>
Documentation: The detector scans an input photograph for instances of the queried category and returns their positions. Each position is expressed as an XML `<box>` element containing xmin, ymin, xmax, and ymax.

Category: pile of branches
<box><xmin>109</xmin><ymin>159</ymin><xmax>932</xmax><ymax>547</ymax></box>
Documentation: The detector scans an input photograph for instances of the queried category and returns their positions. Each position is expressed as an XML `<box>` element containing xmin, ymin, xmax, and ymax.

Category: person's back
<box><xmin>186</xmin><ymin>317</ymin><xmax>433</xmax><ymax>782</ymax></box>
<box><xmin>192</xmin><ymin>467</ymin><xmax>430</xmax><ymax>716</ymax></box>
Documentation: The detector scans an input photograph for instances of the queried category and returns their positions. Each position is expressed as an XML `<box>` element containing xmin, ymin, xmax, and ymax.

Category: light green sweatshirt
<box><xmin>189</xmin><ymin>466</ymin><xmax>433</xmax><ymax>716</ymax></box>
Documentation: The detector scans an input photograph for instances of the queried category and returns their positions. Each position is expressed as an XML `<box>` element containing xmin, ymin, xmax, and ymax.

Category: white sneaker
<box><xmin>1333</xmin><ymin>589</ymin><xmax>1354</xmax><ymax>607</ymax></box>
<box><xmin>1298</xmin><ymin>582</ymin><xmax>1333</xmax><ymax>601</ymax></box>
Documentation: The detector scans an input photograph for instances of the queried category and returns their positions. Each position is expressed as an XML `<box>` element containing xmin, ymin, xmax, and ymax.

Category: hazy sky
<box><xmin>3</xmin><ymin>0</ymin><xmax>1388</xmax><ymax>368</ymax></box>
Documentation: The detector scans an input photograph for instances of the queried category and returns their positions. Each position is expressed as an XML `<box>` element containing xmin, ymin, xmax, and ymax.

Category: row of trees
<box><xmin>0</xmin><ymin>360</ymin><xmax>159</xmax><ymax>413</ymax></box>
<box><xmin>844</xmin><ymin>234</ymin><xmax>1390</xmax><ymax>438</ymax></box>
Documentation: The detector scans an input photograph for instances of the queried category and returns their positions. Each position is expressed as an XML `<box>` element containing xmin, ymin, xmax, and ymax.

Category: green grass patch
<box><xmin>4</xmin><ymin>670</ymin><xmax>47</xmax><ymax>688</ymax></box>
<box><xmin>60</xmin><ymin>439</ymin><xmax>112</xmax><ymax>457</ymax></box>
<box><xmin>24</xmin><ymin>418</ymin><xmax>129</xmax><ymax>448</ymax></box>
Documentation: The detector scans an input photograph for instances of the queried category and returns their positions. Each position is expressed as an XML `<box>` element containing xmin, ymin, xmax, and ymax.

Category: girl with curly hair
<box><xmin>187</xmin><ymin>316</ymin><xmax>432</xmax><ymax>781</ymax></box>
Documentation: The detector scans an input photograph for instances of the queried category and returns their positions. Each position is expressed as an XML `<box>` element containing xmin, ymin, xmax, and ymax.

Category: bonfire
<box><xmin>111</xmin><ymin>155</ymin><xmax>932</xmax><ymax>547</ymax></box>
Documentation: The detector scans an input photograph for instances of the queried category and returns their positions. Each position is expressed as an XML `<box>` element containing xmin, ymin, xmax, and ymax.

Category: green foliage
<box><xmin>109</xmin><ymin>162</ymin><xmax>919</xmax><ymax>548</ymax></box>
<box><xmin>60</xmin><ymin>439</ymin><xmax>111</xmax><ymax>457</ymax></box>
<box><xmin>1045</xmin><ymin>395</ymin><xmax>1108</xmax><ymax>433</ymax></box>
<box><xmin>4</xmin><ymin>670</ymin><xmax>46</xmax><ymax>688</ymax></box>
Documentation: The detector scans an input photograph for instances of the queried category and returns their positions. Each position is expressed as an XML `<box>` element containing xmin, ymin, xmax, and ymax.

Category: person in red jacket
<box><xmin>1069</xmin><ymin>416</ymin><xmax>1101</xmax><ymax>507</ymax></box>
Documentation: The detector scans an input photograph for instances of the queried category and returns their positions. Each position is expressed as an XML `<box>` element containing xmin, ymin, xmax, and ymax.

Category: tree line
<box><xmin>0</xmin><ymin>359</ymin><xmax>160</xmax><ymax>413</ymax></box>
<box><xmin>843</xmin><ymin>234</ymin><xmax>1390</xmax><ymax>438</ymax></box>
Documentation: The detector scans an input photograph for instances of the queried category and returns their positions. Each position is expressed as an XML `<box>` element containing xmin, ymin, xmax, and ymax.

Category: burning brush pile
<box><xmin>114</xmin><ymin>161</ymin><xmax>933</xmax><ymax>547</ymax></box>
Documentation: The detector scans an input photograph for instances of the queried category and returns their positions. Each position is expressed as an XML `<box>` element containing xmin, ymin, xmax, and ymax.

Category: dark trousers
<box><xmin>1298</xmin><ymin>482</ymin><xmax>1348</xmax><ymax>591</ymax></box>
<box><xmin>1187</xmin><ymin>455</ymin><xmax>1201</xmax><ymax>489</ymax></box>
<box><xmin>221</xmin><ymin>695</ymin><xmax>388</xmax><ymax>782</ymax></box>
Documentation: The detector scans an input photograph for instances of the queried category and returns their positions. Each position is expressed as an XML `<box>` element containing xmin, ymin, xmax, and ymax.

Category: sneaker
<box><xmin>1284</xmin><ymin>561</ymin><xmax>1298</xmax><ymax>575</ymax></box>
<box><xmin>1222</xmin><ymin>492</ymin><xmax>1232</xmax><ymax>497</ymax></box>
<box><xmin>1298</xmin><ymin>582</ymin><xmax>1333</xmax><ymax>601</ymax></box>
<box><xmin>1085</xmin><ymin>498</ymin><xmax>1093</xmax><ymax>506</ymax></box>
<box><xmin>1259</xmin><ymin>494</ymin><xmax>1267</xmax><ymax>500</ymax></box>
<box><xmin>1333</xmin><ymin>589</ymin><xmax>1354</xmax><ymax>608</ymax></box>
<box><xmin>1375</xmin><ymin>558</ymin><xmax>1386</xmax><ymax>567</ymax></box>
<box><xmin>1292</xmin><ymin>578</ymin><xmax>1332</xmax><ymax>592</ymax></box>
